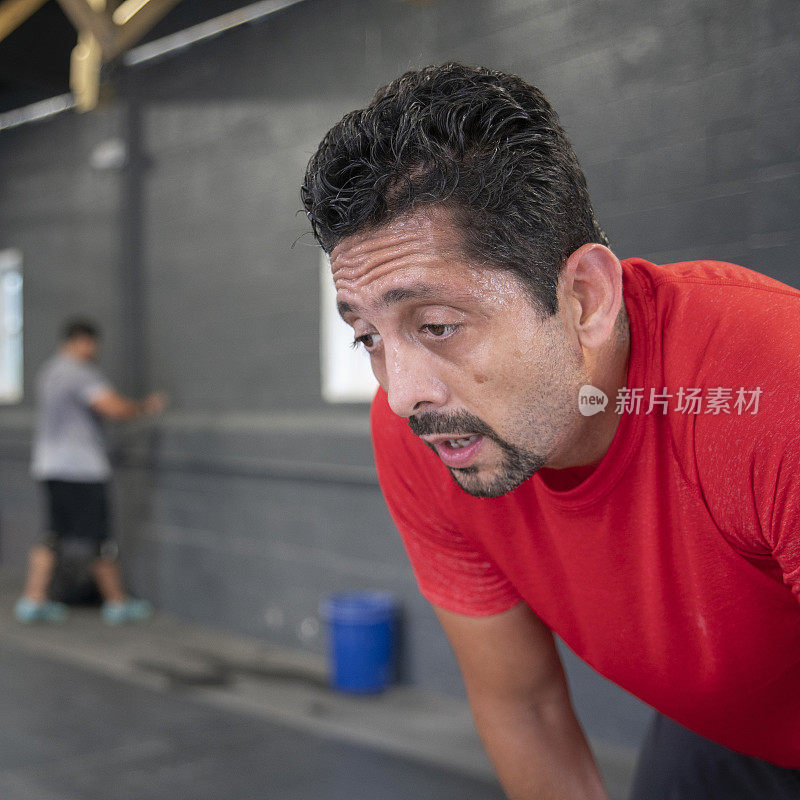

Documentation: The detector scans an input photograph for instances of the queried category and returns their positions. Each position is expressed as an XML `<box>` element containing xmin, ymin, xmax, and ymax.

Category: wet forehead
<box><xmin>329</xmin><ymin>211</ymin><xmax>462</xmax><ymax>289</ymax></box>
<box><xmin>329</xmin><ymin>210</ymin><xmax>532</xmax><ymax>322</ymax></box>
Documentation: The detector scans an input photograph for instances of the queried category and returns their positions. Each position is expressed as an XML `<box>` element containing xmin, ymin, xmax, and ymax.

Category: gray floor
<box><xmin>0</xmin><ymin>641</ymin><xmax>508</xmax><ymax>800</ymax></box>
<box><xmin>0</xmin><ymin>571</ymin><xmax>635</xmax><ymax>800</ymax></box>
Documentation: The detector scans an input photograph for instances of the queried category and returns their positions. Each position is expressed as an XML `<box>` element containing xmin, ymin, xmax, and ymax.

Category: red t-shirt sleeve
<box><xmin>370</xmin><ymin>389</ymin><xmax>522</xmax><ymax>616</ymax></box>
<box><xmin>691</xmin><ymin>281</ymin><xmax>800</xmax><ymax>602</ymax></box>
<box><xmin>769</xmin><ymin>452</ymin><xmax>800</xmax><ymax>601</ymax></box>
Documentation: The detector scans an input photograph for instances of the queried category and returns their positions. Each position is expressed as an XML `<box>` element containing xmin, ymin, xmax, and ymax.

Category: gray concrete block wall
<box><xmin>1</xmin><ymin>0</ymin><xmax>799</xmax><ymax>755</ymax></box>
<box><xmin>0</xmin><ymin>107</ymin><xmax>129</xmax><ymax>393</ymax></box>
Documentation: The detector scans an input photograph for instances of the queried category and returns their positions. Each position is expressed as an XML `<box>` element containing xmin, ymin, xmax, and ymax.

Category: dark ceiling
<box><xmin>0</xmin><ymin>0</ymin><xmax>259</xmax><ymax>112</ymax></box>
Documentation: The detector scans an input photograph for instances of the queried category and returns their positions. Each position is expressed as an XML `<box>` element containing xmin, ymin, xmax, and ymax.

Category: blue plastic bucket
<box><xmin>321</xmin><ymin>591</ymin><xmax>398</xmax><ymax>694</ymax></box>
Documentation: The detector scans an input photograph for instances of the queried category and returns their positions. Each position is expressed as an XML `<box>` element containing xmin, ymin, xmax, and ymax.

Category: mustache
<box><xmin>408</xmin><ymin>410</ymin><xmax>497</xmax><ymax>439</ymax></box>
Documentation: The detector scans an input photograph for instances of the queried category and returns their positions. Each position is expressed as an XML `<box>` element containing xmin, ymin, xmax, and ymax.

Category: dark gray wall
<box><xmin>1</xmin><ymin>0</ymin><xmax>798</xmax><ymax>753</ymax></box>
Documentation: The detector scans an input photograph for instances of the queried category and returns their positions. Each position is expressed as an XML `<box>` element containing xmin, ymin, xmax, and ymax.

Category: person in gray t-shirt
<box><xmin>17</xmin><ymin>318</ymin><xmax>166</xmax><ymax>625</ymax></box>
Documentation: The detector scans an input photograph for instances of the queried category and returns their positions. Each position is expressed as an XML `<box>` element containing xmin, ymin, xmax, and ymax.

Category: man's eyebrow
<box><xmin>337</xmin><ymin>284</ymin><xmax>438</xmax><ymax>320</ymax></box>
<box><xmin>337</xmin><ymin>299</ymin><xmax>354</xmax><ymax>318</ymax></box>
<box><xmin>380</xmin><ymin>285</ymin><xmax>437</xmax><ymax>306</ymax></box>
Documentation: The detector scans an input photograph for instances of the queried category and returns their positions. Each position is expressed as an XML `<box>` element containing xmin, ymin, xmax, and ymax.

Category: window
<box><xmin>319</xmin><ymin>252</ymin><xmax>377</xmax><ymax>403</ymax></box>
<box><xmin>0</xmin><ymin>249</ymin><xmax>23</xmax><ymax>403</ymax></box>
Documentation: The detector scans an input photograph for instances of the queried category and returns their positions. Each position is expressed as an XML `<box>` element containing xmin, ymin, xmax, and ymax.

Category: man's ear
<box><xmin>559</xmin><ymin>244</ymin><xmax>623</xmax><ymax>351</ymax></box>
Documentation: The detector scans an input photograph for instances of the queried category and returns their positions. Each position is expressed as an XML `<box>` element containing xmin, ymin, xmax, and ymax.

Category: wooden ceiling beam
<box><xmin>70</xmin><ymin>27</ymin><xmax>101</xmax><ymax>110</ymax></box>
<box><xmin>104</xmin><ymin>0</ymin><xmax>181</xmax><ymax>60</ymax></box>
<box><xmin>55</xmin><ymin>0</ymin><xmax>115</xmax><ymax>53</ymax></box>
<box><xmin>0</xmin><ymin>0</ymin><xmax>49</xmax><ymax>43</ymax></box>
<box><xmin>28</xmin><ymin>0</ymin><xmax>183</xmax><ymax>112</ymax></box>
<box><xmin>56</xmin><ymin>0</ymin><xmax>182</xmax><ymax>61</ymax></box>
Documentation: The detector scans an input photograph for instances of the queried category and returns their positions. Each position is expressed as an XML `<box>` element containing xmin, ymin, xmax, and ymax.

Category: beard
<box><xmin>409</xmin><ymin>409</ymin><xmax>548</xmax><ymax>498</ymax></box>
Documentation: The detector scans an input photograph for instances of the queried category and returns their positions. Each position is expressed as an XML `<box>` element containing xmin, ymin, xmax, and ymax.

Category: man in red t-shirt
<box><xmin>302</xmin><ymin>63</ymin><xmax>800</xmax><ymax>799</ymax></box>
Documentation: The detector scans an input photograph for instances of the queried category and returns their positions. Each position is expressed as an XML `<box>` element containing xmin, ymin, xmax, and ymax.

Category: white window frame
<box><xmin>319</xmin><ymin>251</ymin><xmax>378</xmax><ymax>404</ymax></box>
<box><xmin>0</xmin><ymin>249</ymin><xmax>23</xmax><ymax>404</ymax></box>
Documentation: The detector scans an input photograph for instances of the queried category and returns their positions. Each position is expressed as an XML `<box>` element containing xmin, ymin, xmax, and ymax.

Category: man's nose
<box><xmin>383</xmin><ymin>343</ymin><xmax>448</xmax><ymax>418</ymax></box>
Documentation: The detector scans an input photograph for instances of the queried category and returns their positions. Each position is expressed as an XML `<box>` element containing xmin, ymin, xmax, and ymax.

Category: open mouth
<box><xmin>426</xmin><ymin>434</ymin><xmax>485</xmax><ymax>468</ymax></box>
<box><xmin>442</xmin><ymin>435</ymin><xmax>479</xmax><ymax>449</ymax></box>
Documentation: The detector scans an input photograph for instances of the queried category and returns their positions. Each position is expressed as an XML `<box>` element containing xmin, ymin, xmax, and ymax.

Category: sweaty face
<box><xmin>330</xmin><ymin>209</ymin><xmax>589</xmax><ymax>497</ymax></box>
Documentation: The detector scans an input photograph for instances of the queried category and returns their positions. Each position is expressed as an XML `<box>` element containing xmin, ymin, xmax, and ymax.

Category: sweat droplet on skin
<box><xmin>467</xmin><ymin>269</ymin><xmax>528</xmax><ymax>310</ymax></box>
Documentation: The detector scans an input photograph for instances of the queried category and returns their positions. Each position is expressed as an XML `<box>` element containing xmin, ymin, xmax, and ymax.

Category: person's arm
<box><xmin>90</xmin><ymin>389</ymin><xmax>166</xmax><ymax>420</ymax></box>
<box><xmin>435</xmin><ymin>602</ymin><xmax>608</xmax><ymax>800</ymax></box>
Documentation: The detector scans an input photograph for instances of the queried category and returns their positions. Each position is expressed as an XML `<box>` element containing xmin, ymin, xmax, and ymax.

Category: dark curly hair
<box><xmin>301</xmin><ymin>62</ymin><xmax>607</xmax><ymax>315</ymax></box>
<box><xmin>62</xmin><ymin>318</ymin><xmax>100</xmax><ymax>341</ymax></box>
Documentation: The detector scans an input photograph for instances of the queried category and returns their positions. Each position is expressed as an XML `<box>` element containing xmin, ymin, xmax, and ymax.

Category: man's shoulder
<box><xmin>625</xmin><ymin>257</ymin><xmax>800</xmax><ymax>379</ymax></box>
<box><xmin>624</xmin><ymin>257</ymin><xmax>800</xmax><ymax>298</ymax></box>
<box><xmin>628</xmin><ymin>259</ymin><xmax>800</xmax><ymax>513</ymax></box>
<box><xmin>37</xmin><ymin>355</ymin><xmax>72</xmax><ymax>390</ymax></box>
<box><xmin>38</xmin><ymin>355</ymin><xmax>108</xmax><ymax>400</ymax></box>
<box><xmin>37</xmin><ymin>354</ymin><xmax>65</xmax><ymax>377</ymax></box>
<box><xmin>624</xmin><ymin>258</ymin><xmax>800</xmax><ymax>336</ymax></box>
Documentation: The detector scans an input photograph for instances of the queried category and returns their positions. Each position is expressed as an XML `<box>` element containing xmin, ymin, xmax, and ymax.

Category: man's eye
<box><xmin>352</xmin><ymin>333</ymin><xmax>380</xmax><ymax>351</ymax></box>
<box><xmin>423</xmin><ymin>324</ymin><xmax>457</xmax><ymax>338</ymax></box>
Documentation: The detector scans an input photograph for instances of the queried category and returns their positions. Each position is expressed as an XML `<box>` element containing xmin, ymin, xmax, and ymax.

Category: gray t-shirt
<box><xmin>31</xmin><ymin>354</ymin><xmax>112</xmax><ymax>481</ymax></box>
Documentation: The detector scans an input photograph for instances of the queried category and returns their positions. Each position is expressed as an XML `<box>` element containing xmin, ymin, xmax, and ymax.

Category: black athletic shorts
<box><xmin>42</xmin><ymin>480</ymin><xmax>111</xmax><ymax>546</ymax></box>
<box><xmin>630</xmin><ymin>712</ymin><xmax>800</xmax><ymax>799</ymax></box>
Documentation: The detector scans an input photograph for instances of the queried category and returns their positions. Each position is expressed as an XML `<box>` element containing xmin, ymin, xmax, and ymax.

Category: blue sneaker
<box><xmin>14</xmin><ymin>598</ymin><xmax>68</xmax><ymax>624</ymax></box>
<box><xmin>102</xmin><ymin>598</ymin><xmax>153</xmax><ymax>625</ymax></box>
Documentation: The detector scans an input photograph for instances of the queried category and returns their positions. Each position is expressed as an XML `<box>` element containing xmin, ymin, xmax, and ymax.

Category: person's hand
<box><xmin>143</xmin><ymin>392</ymin><xmax>168</xmax><ymax>415</ymax></box>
